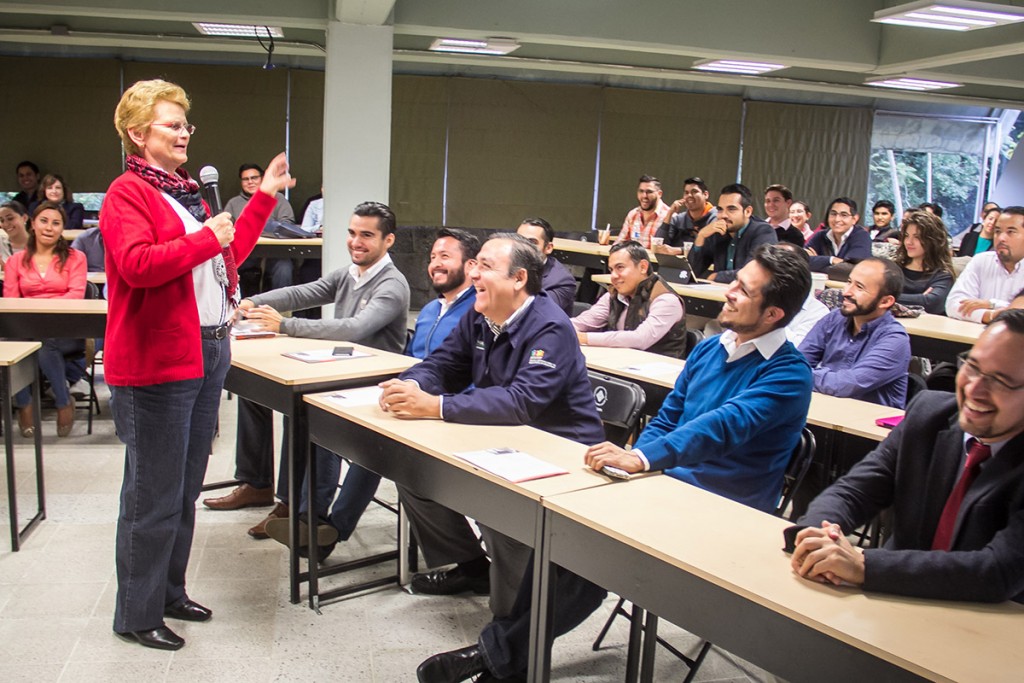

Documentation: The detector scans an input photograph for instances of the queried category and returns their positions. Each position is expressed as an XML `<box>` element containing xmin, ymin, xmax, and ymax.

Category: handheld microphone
<box><xmin>199</xmin><ymin>165</ymin><xmax>223</xmax><ymax>215</ymax></box>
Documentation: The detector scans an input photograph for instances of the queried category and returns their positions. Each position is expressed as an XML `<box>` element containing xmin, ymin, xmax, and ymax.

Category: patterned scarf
<box><xmin>125</xmin><ymin>154</ymin><xmax>238</xmax><ymax>299</ymax></box>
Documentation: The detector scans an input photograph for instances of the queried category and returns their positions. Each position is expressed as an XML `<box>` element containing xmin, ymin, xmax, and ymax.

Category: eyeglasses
<box><xmin>960</xmin><ymin>359</ymin><xmax>1024</xmax><ymax>394</ymax></box>
<box><xmin>241</xmin><ymin>175</ymin><xmax>262</xmax><ymax>183</ymax></box>
<box><xmin>828</xmin><ymin>211</ymin><xmax>853</xmax><ymax>219</ymax></box>
<box><xmin>151</xmin><ymin>121</ymin><xmax>196</xmax><ymax>136</ymax></box>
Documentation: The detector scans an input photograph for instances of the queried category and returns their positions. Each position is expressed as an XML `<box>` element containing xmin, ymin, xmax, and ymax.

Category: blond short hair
<box><xmin>114</xmin><ymin>79</ymin><xmax>190</xmax><ymax>156</ymax></box>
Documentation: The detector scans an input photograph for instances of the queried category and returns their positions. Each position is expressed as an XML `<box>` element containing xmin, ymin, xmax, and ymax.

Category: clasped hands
<box><xmin>790</xmin><ymin>520</ymin><xmax>865</xmax><ymax>587</ymax></box>
<box><xmin>378</xmin><ymin>379</ymin><xmax>441</xmax><ymax>419</ymax></box>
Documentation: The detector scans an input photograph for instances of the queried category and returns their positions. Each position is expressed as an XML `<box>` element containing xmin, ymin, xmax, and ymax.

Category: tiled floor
<box><xmin>0</xmin><ymin>380</ymin><xmax>779</xmax><ymax>682</ymax></box>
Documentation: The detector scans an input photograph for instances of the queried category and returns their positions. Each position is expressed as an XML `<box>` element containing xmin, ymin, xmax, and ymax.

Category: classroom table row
<box><xmin>60</xmin><ymin>231</ymin><xmax>322</xmax><ymax>260</ymax></box>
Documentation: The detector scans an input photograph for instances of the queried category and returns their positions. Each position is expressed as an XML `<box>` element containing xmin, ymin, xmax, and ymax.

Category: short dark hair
<box><xmin>487</xmin><ymin>232</ymin><xmax>543</xmax><ymax>295</ymax></box>
<box><xmin>238</xmin><ymin>163</ymin><xmax>263</xmax><ymax>177</ymax></box>
<box><xmin>792</xmin><ymin>200</ymin><xmax>812</xmax><ymax>215</ymax></box>
<box><xmin>751</xmin><ymin>244</ymin><xmax>811</xmax><ymax>328</ymax></box>
<box><xmin>16</xmin><ymin>161</ymin><xmax>39</xmax><ymax>174</ymax></box>
<box><xmin>1002</xmin><ymin>206</ymin><xmax>1024</xmax><ymax>221</ymax></box>
<box><xmin>772</xmin><ymin>240</ymin><xmax>811</xmax><ymax>265</ymax></box>
<box><xmin>992</xmin><ymin>308</ymin><xmax>1024</xmax><ymax>334</ymax></box>
<box><xmin>859</xmin><ymin>256</ymin><xmax>904</xmax><ymax>300</ymax></box>
<box><xmin>519</xmin><ymin>217</ymin><xmax>554</xmax><ymax>244</ymax></box>
<box><xmin>609</xmin><ymin>240</ymin><xmax>650</xmax><ymax>265</ymax></box>
<box><xmin>918</xmin><ymin>202</ymin><xmax>944</xmax><ymax>218</ymax></box>
<box><xmin>683</xmin><ymin>176</ymin><xmax>708</xmax><ymax>193</ymax></box>
<box><xmin>353</xmin><ymin>201</ymin><xmax>397</xmax><ymax>236</ymax></box>
<box><xmin>872</xmin><ymin>200</ymin><xmax>895</xmax><ymax>213</ymax></box>
<box><xmin>764</xmin><ymin>184</ymin><xmax>793</xmax><ymax>202</ymax></box>
<box><xmin>720</xmin><ymin>183</ymin><xmax>754</xmax><ymax>209</ymax></box>
<box><xmin>982</xmin><ymin>200</ymin><xmax>1000</xmax><ymax>212</ymax></box>
<box><xmin>638</xmin><ymin>175</ymin><xmax>662</xmax><ymax>190</ymax></box>
<box><xmin>436</xmin><ymin>227</ymin><xmax>480</xmax><ymax>261</ymax></box>
<box><xmin>826</xmin><ymin>196</ymin><xmax>859</xmax><ymax>218</ymax></box>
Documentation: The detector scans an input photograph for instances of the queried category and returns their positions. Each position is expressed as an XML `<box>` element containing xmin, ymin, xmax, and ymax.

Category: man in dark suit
<box><xmin>790</xmin><ymin>308</ymin><xmax>1024</xmax><ymax>603</ymax></box>
<box><xmin>688</xmin><ymin>183</ymin><xmax>777</xmax><ymax>283</ymax></box>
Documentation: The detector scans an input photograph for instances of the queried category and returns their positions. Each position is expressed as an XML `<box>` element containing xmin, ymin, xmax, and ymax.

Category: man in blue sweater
<box><xmin>380</xmin><ymin>233</ymin><xmax>605</xmax><ymax>621</ymax></box>
<box><xmin>417</xmin><ymin>244</ymin><xmax>814</xmax><ymax>683</ymax></box>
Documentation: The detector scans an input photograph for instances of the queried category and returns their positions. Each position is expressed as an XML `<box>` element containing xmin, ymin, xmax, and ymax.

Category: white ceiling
<box><xmin>2</xmin><ymin>0</ymin><xmax>1023</xmax><ymax>115</ymax></box>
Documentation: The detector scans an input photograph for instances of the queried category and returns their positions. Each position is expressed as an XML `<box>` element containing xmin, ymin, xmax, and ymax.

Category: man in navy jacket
<box><xmin>379</xmin><ymin>233</ymin><xmax>604</xmax><ymax>619</ymax></box>
<box><xmin>688</xmin><ymin>183</ymin><xmax>777</xmax><ymax>284</ymax></box>
<box><xmin>516</xmin><ymin>217</ymin><xmax>576</xmax><ymax>316</ymax></box>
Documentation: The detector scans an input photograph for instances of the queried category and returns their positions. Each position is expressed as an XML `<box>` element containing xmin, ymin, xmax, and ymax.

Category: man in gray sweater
<box><xmin>202</xmin><ymin>201</ymin><xmax>410</xmax><ymax>555</ymax></box>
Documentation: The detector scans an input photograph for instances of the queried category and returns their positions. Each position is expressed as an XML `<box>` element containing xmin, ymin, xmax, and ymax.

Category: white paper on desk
<box><xmin>325</xmin><ymin>386</ymin><xmax>383</xmax><ymax>407</ymax></box>
<box><xmin>282</xmin><ymin>348</ymin><xmax>371</xmax><ymax>363</ymax></box>
<box><xmin>452</xmin><ymin>447</ymin><xmax>569</xmax><ymax>483</ymax></box>
<box><xmin>230</xmin><ymin>320</ymin><xmax>275</xmax><ymax>339</ymax></box>
<box><xmin>623</xmin><ymin>361</ymin><xmax>682</xmax><ymax>378</ymax></box>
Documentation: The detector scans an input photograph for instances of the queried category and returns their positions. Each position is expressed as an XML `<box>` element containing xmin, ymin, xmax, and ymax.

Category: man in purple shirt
<box><xmin>798</xmin><ymin>257</ymin><xmax>910</xmax><ymax>408</ymax></box>
<box><xmin>572</xmin><ymin>240</ymin><xmax>686</xmax><ymax>357</ymax></box>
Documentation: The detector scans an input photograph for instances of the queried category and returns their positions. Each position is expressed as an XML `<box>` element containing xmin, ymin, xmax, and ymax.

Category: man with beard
<box><xmin>651</xmin><ymin>176</ymin><xmax>718</xmax><ymax>254</ymax></box>
<box><xmin>614</xmin><ymin>175</ymin><xmax>671</xmax><ymax>249</ymax></box>
<box><xmin>946</xmin><ymin>207</ymin><xmax>1024</xmax><ymax>324</ymax></box>
<box><xmin>416</xmin><ymin>244</ymin><xmax>813</xmax><ymax>683</ymax></box>
<box><xmin>790</xmin><ymin>309</ymin><xmax>1024</xmax><ymax>604</ymax></box>
<box><xmin>689</xmin><ymin>183</ymin><xmax>777</xmax><ymax>283</ymax></box>
<box><xmin>799</xmin><ymin>257</ymin><xmax>910</xmax><ymax>408</ymax></box>
<box><xmin>202</xmin><ymin>202</ymin><xmax>410</xmax><ymax>558</ymax></box>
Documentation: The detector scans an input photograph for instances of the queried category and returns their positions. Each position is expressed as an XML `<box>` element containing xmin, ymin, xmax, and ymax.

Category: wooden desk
<box><xmin>535</xmin><ymin>476</ymin><xmax>1024</xmax><ymax>683</ymax></box>
<box><xmin>249</xmin><ymin>236</ymin><xmax>322</xmax><ymax>259</ymax></box>
<box><xmin>0</xmin><ymin>298</ymin><xmax>107</xmax><ymax>338</ymax></box>
<box><xmin>304</xmin><ymin>391</ymin><xmax>615</xmax><ymax>626</ymax></box>
<box><xmin>0</xmin><ymin>341</ymin><xmax>45</xmax><ymax>551</ymax></box>
<box><xmin>225</xmin><ymin>336</ymin><xmax>418</xmax><ymax>603</ymax></box>
<box><xmin>580</xmin><ymin>346</ymin><xmax>684</xmax><ymax>411</ymax></box>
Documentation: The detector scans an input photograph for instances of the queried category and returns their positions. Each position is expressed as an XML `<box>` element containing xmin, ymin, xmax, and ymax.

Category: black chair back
<box><xmin>776</xmin><ymin>427</ymin><xmax>816</xmax><ymax>518</ymax></box>
<box><xmin>84</xmin><ymin>281</ymin><xmax>101</xmax><ymax>300</ymax></box>
<box><xmin>906</xmin><ymin>371</ymin><xmax>928</xmax><ymax>404</ymax></box>
<box><xmin>588</xmin><ymin>371</ymin><xmax>646</xmax><ymax>448</ymax></box>
<box><xmin>572</xmin><ymin>301</ymin><xmax>592</xmax><ymax>317</ymax></box>
<box><xmin>682</xmin><ymin>328</ymin><xmax>704</xmax><ymax>359</ymax></box>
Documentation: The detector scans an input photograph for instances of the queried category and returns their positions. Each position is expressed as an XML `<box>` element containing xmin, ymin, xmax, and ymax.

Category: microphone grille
<box><xmin>199</xmin><ymin>165</ymin><xmax>219</xmax><ymax>184</ymax></box>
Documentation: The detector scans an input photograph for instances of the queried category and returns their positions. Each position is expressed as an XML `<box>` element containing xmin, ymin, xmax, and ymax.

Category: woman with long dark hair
<box><xmin>894</xmin><ymin>209</ymin><xmax>955</xmax><ymax>315</ymax></box>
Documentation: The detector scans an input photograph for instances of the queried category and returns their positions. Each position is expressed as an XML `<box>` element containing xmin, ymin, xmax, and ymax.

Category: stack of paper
<box><xmin>453</xmin><ymin>447</ymin><xmax>568</xmax><ymax>483</ymax></box>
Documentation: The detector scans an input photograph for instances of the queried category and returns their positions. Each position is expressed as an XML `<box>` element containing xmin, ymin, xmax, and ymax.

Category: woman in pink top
<box><xmin>3</xmin><ymin>201</ymin><xmax>87</xmax><ymax>437</ymax></box>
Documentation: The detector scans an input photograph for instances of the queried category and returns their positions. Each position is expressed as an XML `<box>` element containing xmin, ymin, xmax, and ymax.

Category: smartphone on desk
<box><xmin>333</xmin><ymin>345</ymin><xmax>354</xmax><ymax>356</ymax></box>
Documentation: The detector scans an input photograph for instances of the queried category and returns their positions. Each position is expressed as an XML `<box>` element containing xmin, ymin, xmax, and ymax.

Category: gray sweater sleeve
<box><xmin>249</xmin><ymin>268</ymin><xmax>344</xmax><ymax>314</ymax></box>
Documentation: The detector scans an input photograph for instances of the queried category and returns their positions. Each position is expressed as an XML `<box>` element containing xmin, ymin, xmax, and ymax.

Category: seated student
<box><xmin>968</xmin><ymin>205</ymin><xmax>1001</xmax><ymax>256</ymax></box>
<box><xmin>70</xmin><ymin>226</ymin><xmax>106</xmax><ymax>272</ymax></box>
<box><xmin>515</xmin><ymin>217</ymin><xmax>576</xmax><ymax>316</ymax></box>
<box><xmin>572</xmin><ymin>240</ymin><xmax>686</xmax><ymax>356</ymax></box>
<box><xmin>805</xmin><ymin>197</ymin><xmax>872</xmax><ymax>274</ymax></box>
<box><xmin>790</xmin><ymin>309</ymin><xmax>1024</xmax><ymax>604</ymax></box>
<box><xmin>956</xmin><ymin>201</ymin><xmax>1000</xmax><ymax>256</ymax></box>
<box><xmin>790</xmin><ymin>200</ymin><xmax>816</xmax><ymax>243</ymax></box>
<box><xmin>0</xmin><ymin>200</ymin><xmax>32</xmax><ymax>266</ymax></box>
<box><xmin>799</xmin><ymin>258</ymin><xmax>910</xmax><ymax>408</ymax></box>
<box><xmin>416</xmin><ymin>244</ymin><xmax>814</xmax><ymax>683</ymax></box>
<box><xmin>688</xmin><ymin>182</ymin><xmax>777</xmax><ymax>283</ymax></box>
<box><xmin>868</xmin><ymin>200</ymin><xmax>899</xmax><ymax>243</ymax></box>
<box><xmin>12</xmin><ymin>161</ymin><xmax>40</xmax><ymax>209</ymax></box>
<box><xmin>225</xmin><ymin>163</ymin><xmax>296</xmax><ymax>293</ymax></box>
<box><xmin>3</xmin><ymin>202</ymin><xmax>87</xmax><ymax>437</ymax></box>
<box><xmin>615</xmin><ymin>175</ymin><xmax>670</xmax><ymax>249</ymax></box>
<box><xmin>892</xmin><ymin>210</ymin><xmax>955</xmax><ymax>315</ymax></box>
<box><xmin>773</xmin><ymin>242</ymin><xmax>828</xmax><ymax>346</ymax></box>
<box><xmin>652</xmin><ymin>176</ymin><xmax>717</xmax><ymax>253</ymax></box>
<box><xmin>29</xmin><ymin>174</ymin><xmax>85</xmax><ymax>232</ymax></box>
<box><xmin>946</xmin><ymin>207</ymin><xmax>1024</xmax><ymax>323</ymax></box>
<box><xmin>378</xmin><ymin>233</ymin><xmax>604</xmax><ymax>618</ymax></box>
<box><xmin>764</xmin><ymin>184</ymin><xmax>804</xmax><ymax>247</ymax></box>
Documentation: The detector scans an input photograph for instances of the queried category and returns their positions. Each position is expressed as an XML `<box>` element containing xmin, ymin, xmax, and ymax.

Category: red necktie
<box><xmin>931</xmin><ymin>439</ymin><xmax>991</xmax><ymax>551</ymax></box>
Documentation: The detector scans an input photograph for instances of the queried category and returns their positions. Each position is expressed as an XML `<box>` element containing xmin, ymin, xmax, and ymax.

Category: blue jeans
<box><xmin>111</xmin><ymin>334</ymin><xmax>230</xmax><ymax>633</ymax></box>
<box><xmin>14</xmin><ymin>338</ymin><xmax>84</xmax><ymax>409</ymax></box>
<box><xmin>302</xmin><ymin>447</ymin><xmax>381</xmax><ymax>541</ymax></box>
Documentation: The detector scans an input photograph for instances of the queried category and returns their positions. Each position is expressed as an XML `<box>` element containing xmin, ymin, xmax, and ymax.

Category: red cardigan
<box><xmin>99</xmin><ymin>172</ymin><xmax>275</xmax><ymax>386</ymax></box>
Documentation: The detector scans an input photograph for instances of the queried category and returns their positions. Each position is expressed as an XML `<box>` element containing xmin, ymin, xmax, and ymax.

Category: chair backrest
<box><xmin>588</xmin><ymin>371</ymin><xmax>646</xmax><ymax>448</ymax></box>
<box><xmin>775</xmin><ymin>427</ymin><xmax>816</xmax><ymax>518</ymax></box>
<box><xmin>906</xmin><ymin>371</ymin><xmax>928</xmax><ymax>404</ymax></box>
<box><xmin>572</xmin><ymin>301</ymin><xmax>592</xmax><ymax>317</ymax></box>
<box><xmin>84</xmin><ymin>281</ymin><xmax>101</xmax><ymax>300</ymax></box>
<box><xmin>682</xmin><ymin>328</ymin><xmax>704</xmax><ymax>359</ymax></box>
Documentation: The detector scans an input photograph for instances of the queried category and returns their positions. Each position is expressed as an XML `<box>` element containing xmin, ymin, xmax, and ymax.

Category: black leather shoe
<box><xmin>164</xmin><ymin>599</ymin><xmax>212</xmax><ymax>622</ymax></box>
<box><xmin>115</xmin><ymin>626</ymin><xmax>185</xmax><ymax>651</ymax></box>
<box><xmin>416</xmin><ymin>644</ymin><xmax>486</xmax><ymax>683</ymax></box>
<box><xmin>411</xmin><ymin>567</ymin><xmax>490</xmax><ymax>595</ymax></box>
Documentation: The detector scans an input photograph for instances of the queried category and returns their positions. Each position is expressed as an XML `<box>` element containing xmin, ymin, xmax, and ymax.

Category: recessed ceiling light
<box><xmin>193</xmin><ymin>23</ymin><xmax>284</xmax><ymax>38</ymax></box>
<box><xmin>428</xmin><ymin>37</ymin><xmax>519</xmax><ymax>56</ymax></box>
<box><xmin>872</xmin><ymin>1</ymin><xmax>1024</xmax><ymax>31</ymax></box>
<box><xmin>866</xmin><ymin>77</ymin><xmax>962</xmax><ymax>91</ymax></box>
<box><xmin>693</xmin><ymin>59</ymin><xmax>786</xmax><ymax>75</ymax></box>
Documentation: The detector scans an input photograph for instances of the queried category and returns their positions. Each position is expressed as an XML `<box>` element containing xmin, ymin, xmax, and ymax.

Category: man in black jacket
<box><xmin>689</xmin><ymin>183</ymin><xmax>777</xmax><ymax>283</ymax></box>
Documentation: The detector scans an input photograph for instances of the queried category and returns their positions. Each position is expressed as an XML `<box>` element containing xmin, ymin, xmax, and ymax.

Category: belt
<box><xmin>200</xmin><ymin>324</ymin><xmax>230</xmax><ymax>340</ymax></box>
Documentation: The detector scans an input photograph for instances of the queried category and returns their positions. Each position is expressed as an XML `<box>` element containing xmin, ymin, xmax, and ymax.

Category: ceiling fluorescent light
<box><xmin>194</xmin><ymin>23</ymin><xmax>283</xmax><ymax>38</ymax></box>
<box><xmin>866</xmin><ymin>77</ymin><xmax>962</xmax><ymax>91</ymax></box>
<box><xmin>429</xmin><ymin>37</ymin><xmax>519</xmax><ymax>56</ymax></box>
<box><xmin>693</xmin><ymin>59</ymin><xmax>785</xmax><ymax>75</ymax></box>
<box><xmin>873</xmin><ymin>1</ymin><xmax>1024</xmax><ymax>31</ymax></box>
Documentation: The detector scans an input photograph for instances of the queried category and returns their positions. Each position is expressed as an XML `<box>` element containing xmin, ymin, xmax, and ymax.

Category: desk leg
<box><xmin>398</xmin><ymin>501</ymin><xmax>412</xmax><ymax>586</ymax></box>
<box><xmin>285</xmin><ymin>411</ymin><xmax>301</xmax><ymax>604</ymax></box>
<box><xmin>527</xmin><ymin>509</ymin><xmax>554</xmax><ymax>683</ymax></box>
<box><xmin>638</xmin><ymin>612</ymin><xmax>658</xmax><ymax>683</ymax></box>
<box><xmin>30</xmin><ymin>373</ymin><xmax>45</xmax><ymax>528</ymax></box>
<box><xmin>3</xmin><ymin>366</ymin><xmax>18</xmax><ymax>551</ymax></box>
<box><xmin>626</xmin><ymin>604</ymin><xmax>645</xmax><ymax>683</ymax></box>
<box><xmin>3</xmin><ymin>360</ymin><xmax>45</xmax><ymax>552</ymax></box>
<box><xmin>307</xmin><ymin>436</ymin><xmax>320</xmax><ymax>613</ymax></box>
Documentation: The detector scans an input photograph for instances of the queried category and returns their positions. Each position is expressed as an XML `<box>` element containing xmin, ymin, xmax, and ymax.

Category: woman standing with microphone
<box><xmin>102</xmin><ymin>79</ymin><xmax>294</xmax><ymax>650</ymax></box>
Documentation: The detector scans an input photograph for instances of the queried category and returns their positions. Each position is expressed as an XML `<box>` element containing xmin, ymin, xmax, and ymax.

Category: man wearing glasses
<box><xmin>789</xmin><ymin>308</ymin><xmax>1024</xmax><ymax>604</ymax></box>
<box><xmin>804</xmin><ymin>196</ymin><xmax>872</xmax><ymax>274</ymax></box>
<box><xmin>225</xmin><ymin>163</ymin><xmax>296</xmax><ymax>293</ymax></box>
